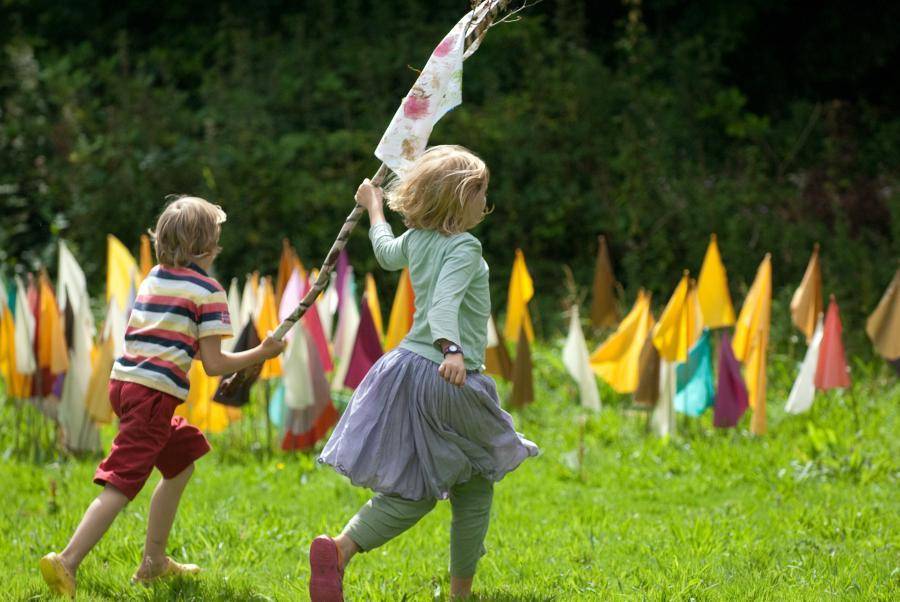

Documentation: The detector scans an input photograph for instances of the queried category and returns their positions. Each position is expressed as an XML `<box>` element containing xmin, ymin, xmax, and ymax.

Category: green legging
<box><xmin>343</xmin><ymin>475</ymin><xmax>494</xmax><ymax>578</ymax></box>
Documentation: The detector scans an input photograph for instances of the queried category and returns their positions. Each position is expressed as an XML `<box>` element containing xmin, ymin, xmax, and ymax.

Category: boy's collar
<box><xmin>188</xmin><ymin>262</ymin><xmax>209</xmax><ymax>276</ymax></box>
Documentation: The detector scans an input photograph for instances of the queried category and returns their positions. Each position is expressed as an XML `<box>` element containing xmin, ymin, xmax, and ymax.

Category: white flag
<box><xmin>283</xmin><ymin>325</ymin><xmax>315</xmax><ymax>410</ymax></box>
<box><xmin>331</xmin><ymin>271</ymin><xmax>360</xmax><ymax>391</ymax></box>
<box><xmin>785</xmin><ymin>317</ymin><xmax>825</xmax><ymax>414</ymax></box>
<box><xmin>13</xmin><ymin>276</ymin><xmax>36</xmax><ymax>374</ymax></box>
<box><xmin>652</xmin><ymin>360</ymin><xmax>677</xmax><ymax>438</ymax></box>
<box><xmin>562</xmin><ymin>307</ymin><xmax>601</xmax><ymax>411</ymax></box>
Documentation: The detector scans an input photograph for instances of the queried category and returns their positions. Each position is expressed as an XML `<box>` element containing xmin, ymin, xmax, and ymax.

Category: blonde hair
<box><xmin>386</xmin><ymin>145</ymin><xmax>490</xmax><ymax>235</ymax></box>
<box><xmin>150</xmin><ymin>196</ymin><xmax>226</xmax><ymax>267</ymax></box>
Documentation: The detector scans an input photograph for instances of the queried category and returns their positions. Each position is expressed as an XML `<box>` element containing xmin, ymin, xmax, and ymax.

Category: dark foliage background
<box><xmin>1</xmin><ymin>0</ymin><xmax>897</xmax><ymax>349</ymax></box>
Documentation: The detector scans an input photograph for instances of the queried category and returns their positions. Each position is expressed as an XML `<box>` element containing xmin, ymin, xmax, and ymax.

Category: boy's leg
<box><xmin>448</xmin><ymin>476</ymin><xmax>494</xmax><ymax>597</ymax></box>
<box><xmin>58</xmin><ymin>484</ymin><xmax>129</xmax><ymax>574</ymax></box>
<box><xmin>137</xmin><ymin>463</ymin><xmax>195</xmax><ymax>576</ymax></box>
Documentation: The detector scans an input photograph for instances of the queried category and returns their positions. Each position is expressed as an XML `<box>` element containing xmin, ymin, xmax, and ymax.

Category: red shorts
<box><xmin>94</xmin><ymin>380</ymin><xmax>210</xmax><ymax>500</ymax></box>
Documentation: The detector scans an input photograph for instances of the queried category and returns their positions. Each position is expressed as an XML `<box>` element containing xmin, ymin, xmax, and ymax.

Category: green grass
<box><xmin>1</xmin><ymin>345</ymin><xmax>898</xmax><ymax>601</ymax></box>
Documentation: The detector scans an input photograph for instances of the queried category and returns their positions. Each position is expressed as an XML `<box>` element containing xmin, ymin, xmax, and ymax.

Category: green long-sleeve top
<box><xmin>369</xmin><ymin>221</ymin><xmax>490</xmax><ymax>371</ymax></box>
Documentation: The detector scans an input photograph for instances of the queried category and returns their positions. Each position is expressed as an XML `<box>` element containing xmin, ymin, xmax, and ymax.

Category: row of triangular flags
<box><xmin>560</xmin><ymin>235</ymin><xmax>898</xmax><ymax>436</ymax></box>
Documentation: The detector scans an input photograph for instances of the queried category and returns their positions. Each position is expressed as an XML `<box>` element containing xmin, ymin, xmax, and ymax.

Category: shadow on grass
<box><xmin>474</xmin><ymin>590</ymin><xmax>558</xmax><ymax>601</ymax></box>
<box><xmin>81</xmin><ymin>575</ymin><xmax>276</xmax><ymax>601</ymax></box>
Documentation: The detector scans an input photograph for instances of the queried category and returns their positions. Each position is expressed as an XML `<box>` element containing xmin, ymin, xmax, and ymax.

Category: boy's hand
<box><xmin>355</xmin><ymin>179</ymin><xmax>383</xmax><ymax>211</ymax></box>
<box><xmin>438</xmin><ymin>353</ymin><xmax>467</xmax><ymax>387</ymax></box>
<box><xmin>260</xmin><ymin>332</ymin><xmax>287</xmax><ymax>359</ymax></box>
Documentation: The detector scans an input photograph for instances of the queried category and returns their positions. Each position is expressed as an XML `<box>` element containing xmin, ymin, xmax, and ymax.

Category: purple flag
<box><xmin>714</xmin><ymin>331</ymin><xmax>749</xmax><ymax>428</ymax></box>
<box><xmin>344</xmin><ymin>295</ymin><xmax>384</xmax><ymax>390</ymax></box>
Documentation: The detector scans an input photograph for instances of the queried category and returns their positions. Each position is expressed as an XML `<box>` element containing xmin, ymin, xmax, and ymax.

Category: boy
<box><xmin>40</xmin><ymin>197</ymin><xmax>285</xmax><ymax>597</ymax></box>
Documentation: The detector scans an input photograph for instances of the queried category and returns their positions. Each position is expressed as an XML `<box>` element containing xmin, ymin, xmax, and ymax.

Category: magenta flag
<box><xmin>343</xmin><ymin>294</ymin><xmax>384</xmax><ymax>389</ymax></box>
<box><xmin>713</xmin><ymin>331</ymin><xmax>749</xmax><ymax>428</ymax></box>
<box><xmin>302</xmin><ymin>275</ymin><xmax>333</xmax><ymax>372</ymax></box>
<box><xmin>335</xmin><ymin>248</ymin><xmax>350</xmax><ymax>311</ymax></box>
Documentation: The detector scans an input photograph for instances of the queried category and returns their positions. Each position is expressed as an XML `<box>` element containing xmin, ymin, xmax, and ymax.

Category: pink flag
<box><xmin>814</xmin><ymin>296</ymin><xmax>851</xmax><ymax>390</ymax></box>
<box><xmin>335</xmin><ymin>248</ymin><xmax>350</xmax><ymax>311</ymax></box>
<box><xmin>714</xmin><ymin>331</ymin><xmax>749</xmax><ymax>428</ymax></box>
<box><xmin>343</xmin><ymin>295</ymin><xmax>384</xmax><ymax>390</ymax></box>
<box><xmin>278</xmin><ymin>268</ymin><xmax>304</xmax><ymax>341</ymax></box>
<box><xmin>302</xmin><ymin>275</ymin><xmax>333</xmax><ymax>372</ymax></box>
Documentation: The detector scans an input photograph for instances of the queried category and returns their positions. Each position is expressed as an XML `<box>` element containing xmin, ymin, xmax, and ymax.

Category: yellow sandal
<box><xmin>132</xmin><ymin>557</ymin><xmax>201</xmax><ymax>585</ymax></box>
<box><xmin>39</xmin><ymin>553</ymin><xmax>76</xmax><ymax>598</ymax></box>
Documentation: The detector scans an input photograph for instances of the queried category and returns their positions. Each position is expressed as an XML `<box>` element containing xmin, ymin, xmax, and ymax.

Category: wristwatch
<box><xmin>442</xmin><ymin>343</ymin><xmax>463</xmax><ymax>356</ymax></box>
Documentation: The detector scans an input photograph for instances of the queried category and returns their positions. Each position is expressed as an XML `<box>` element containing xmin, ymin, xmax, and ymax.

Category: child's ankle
<box><xmin>140</xmin><ymin>554</ymin><xmax>167</xmax><ymax>570</ymax></box>
<box><xmin>57</xmin><ymin>551</ymin><xmax>79</xmax><ymax>576</ymax></box>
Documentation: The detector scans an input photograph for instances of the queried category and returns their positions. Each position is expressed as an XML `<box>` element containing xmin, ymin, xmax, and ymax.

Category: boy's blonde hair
<box><xmin>150</xmin><ymin>196</ymin><xmax>226</xmax><ymax>267</ymax></box>
<box><xmin>386</xmin><ymin>145</ymin><xmax>490</xmax><ymax>235</ymax></box>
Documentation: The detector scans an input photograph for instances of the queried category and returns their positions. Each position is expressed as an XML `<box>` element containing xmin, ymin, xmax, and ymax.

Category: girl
<box><xmin>312</xmin><ymin>145</ymin><xmax>538</xmax><ymax>600</ymax></box>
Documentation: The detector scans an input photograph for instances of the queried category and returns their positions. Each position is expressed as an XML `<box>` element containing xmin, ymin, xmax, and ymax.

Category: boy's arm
<box><xmin>198</xmin><ymin>335</ymin><xmax>285</xmax><ymax>376</ymax></box>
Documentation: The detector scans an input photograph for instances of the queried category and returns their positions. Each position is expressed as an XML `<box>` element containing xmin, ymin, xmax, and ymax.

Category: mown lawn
<box><xmin>1</xmin><ymin>347</ymin><xmax>898</xmax><ymax>601</ymax></box>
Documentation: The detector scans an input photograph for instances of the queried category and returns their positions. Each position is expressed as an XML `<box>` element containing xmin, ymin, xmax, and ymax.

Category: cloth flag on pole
<box><xmin>282</xmin><ymin>324</ymin><xmax>339</xmax><ymax>451</ymax></box>
<box><xmin>589</xmin><ymin>235</ymin><xmax>618</xmax><ymax>328</ymax></box>
<box><xmin>223</xmin><ymin>278</ymin><xmax>242</xmax><ymax>352</ymax></box>
<box><xmin>139</xmin><ymin>234</ymin><xmax>153</xmax><ymax>280</ymax></box>
<box><xmin>790</xmin><ymin>244</ymin><xmax>823</xmax><ymax>343</ymax></box>
<box><xmin>732</xmin><ymin>254</ymin><xmax>772</xmax><ymax>435</ymax></box>
<box><xmin>651</xmin><ymin>360</ymin><xmax>676</xmax><ymax>438</ymax></box>
<box><xmin>240</xmin><ymin>273</ymin><xmax>259</xmax><ymax>327</ymax></box>
<box><xmin>562</xmin><ymin>306</ymin><xmax>601</xmax><ymax>411</ymax></box>
<box><xmin>814</xmin><ymin>296</ymin><xmax>851</xmax><ymax>390</ymax></box>
<box><xmin>633</xmin><ymin>331</ymin><xmax>660</xmax><ymax>407</ymax></box>
<box><xmin>276</xmin><ymin>238</ymin><xmax>305</xmax><ymax>303</ymax></box>
<box><xmin>85</xmin><ymin>304</ymin><xmax>120</xmax><ymax>424</ymax></box>
<box><xmin>256</xmin><ymin>277</ymin><xmax>282</xmax><ymax>379</ymax></box>
<box><xmin>13</xmin><ymin>276</ymin><xmax>36</xmax><ymax>376</ymax></box>
<box><xmin>365</xmin><ymin>273</ymin><xmax>385</xmax><ymax>341</ymax></box>
<box><xmin>331</xmin><ymin>269</ymin><xmax>360</xmax><ymax>391</ymax></box>
<box><xmin>504</xmin><ymin>249</ymin><xmax>535</xmax><ymax>343</ymax></box>
<box><xmin>652</xmin><ymin>273</ymin><xmax>702</xmax><ymax>363</ymax></box>
<box><xmin>697</xmin><ymin>234</ymin><xmax>736</xmax><ymax>328</ymax></box>
<box><xmin>385</xmin><ymin>267</ymin><xmax>415</xmax><ymax>351</ymax></box>
<box><xmin>509</xmin><ymin>326</ymin><xmax>534</xmax><ymax>407</ymax></box>
<box><xmin>374</xmin><ymin>9</ymin><xmax>478</xmax><ymax>174</ymax></box>
<box><xmin>213</xmin><ymin>320</ymin><xmax>262</xmax><ymax>406</ymax></box>
<box><xmin>57</xmin><ymin>241</ymin><xmax>100</xmax><ymax>452</ymax></box>
<box><xmin>176</xmin><ymin>361</ymin><xmax>230</xmax><ymax>433</ymax></box>
<box><xmin>344</xmin><ymin>295</ymin><xmax>385</xmax><ymax>390</ymax></box>
<box><xmin>36</xmin><ymin>271</ymin><xmax>68</xmax><ymax>396</ymax></box>
<box><xmin>302</xmin><ymin>275</ymin><xmax>333</xmax><ymax>372</ymax></box>
<box><xmin>865</xmin><ymin>268</ymin><xmax>900</xmax><ymax>362</ymax></box>
<box><xmin>590</xmin><ymin>290</ymin><xmax>655</xmax><ymax>393</ymax></box>
<box><xmin>0</xmin><ymin>279</ymin><xmax>31</xmax><ymax>398</ymax></box>
<box><xmin>106</xmin><ymin>234</ymin><xmax>139</xmax><ymax>312</ymax></box>
<box><xmin>484</xmin><ymin>314</ymin><xmax>513</xmax><ymax>380</ymax></box>
<box><xmin>713</xmin><ymin>331</ymin><xmax>749</xmax><ymax>427</ymax></box>
<box><xmin>674</xmin><ymin>328</ymin><xmax>715</xmax><ymax>416</ymax></box>
<box><xmin>785</xmin><ymin>317</ymin><xmax>824</xmax><ymax>414</ymax></box>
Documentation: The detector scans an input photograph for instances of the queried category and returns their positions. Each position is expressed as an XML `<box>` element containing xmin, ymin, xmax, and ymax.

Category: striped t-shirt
<box><xmin>110</xmin><ymin>263</ymin><xmax>232</xmax><ymax>400</ymax></box>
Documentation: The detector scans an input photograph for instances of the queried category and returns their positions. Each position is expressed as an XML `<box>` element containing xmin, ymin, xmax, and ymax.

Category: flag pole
<box><xmin>214</xmin><ymin>0</ymin><xmax>513</xmax><ymax>400</ymax></box>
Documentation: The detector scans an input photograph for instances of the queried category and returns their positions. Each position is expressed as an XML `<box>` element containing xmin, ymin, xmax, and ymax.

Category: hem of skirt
<box><xmin>318</xmin><ymin>443</ymin><xmax>538</xmax><ymax>501</ymax></box>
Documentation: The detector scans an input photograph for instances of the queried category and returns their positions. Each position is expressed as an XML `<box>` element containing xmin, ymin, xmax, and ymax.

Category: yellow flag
<box><xmin>590</xmin><ymin>290</ymin><xmax>655</xmax><ymax>393</ymax></box>
<box><xmin>85</xmin><ymin>332</ymin><xmax>115</xmax><ymax>423</ymax></box>
<box><xmin>504</xmin><ymin>249</ymin><xmax>535</xmax><ymax>343</ymax></box>
<box><xmin>256</xmin><ymin>277</ymin><xmax>283</xmax><ymax>378</ymax></box>
<box><xmin>176</xmin><ymin>360</ymin><xmax>230</xmax><ymax>433</ymax></box>
<box><xmin>385</xmin><ymin>268</ymin><xmax>415</xmax><ymax>351</ymax></box>
<box><xmin>139</xmin><ymin>234</ymin><xmax>154</xmax><ymax>280</ymax></box>
<box><xmin>107</xmin><ymin>234</ymin><xmax>139</xmax><ymax>311</ymax></box>
<box><xmin>790</xmin><ymin>244</ymin><xmax>822</xmax><ymax>342</ymax></box>
<box><xmin>37</xmin><ymin>272</ymin><xmax>69</xmax><ymax>374</ymax></box>
<box><xmin>365</xmin><ymin>273</ymin><xmax>385</xmax><ymax>340</ymax></box>
<box><xmin>652</xmin><ymin>273</ymin><xmax>701</xmax><ymax>362</ymax></box>
<box><xmin>0</xmin><ymin>300</ymin><xmax>31</xmax><ymax>398</ymax></box>
<box><xmin>732</xmin><ymin>254</ymin><xmax>772</xmax><ymax>435</ymax></box>
<box><xmin>697</xmin><ymin>234</ymin><xmax>735</xmax><ymax>328</ymax></box>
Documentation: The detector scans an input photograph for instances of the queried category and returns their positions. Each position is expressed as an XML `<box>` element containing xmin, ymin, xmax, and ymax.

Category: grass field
<box><xmin>1</xmin><ymin>345</ymin><xmax>898</xmax><ymax>601</ymax></box>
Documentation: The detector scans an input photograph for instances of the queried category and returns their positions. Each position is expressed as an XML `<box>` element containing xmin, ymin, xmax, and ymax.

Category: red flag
<box><xmin>302</xmin><ymin>276</ymin><xmax>333</xmax><ymax>372</ymax></box>
<box><xmin>814</xmin><ymin>296</ymin><xmax>851</xmax><ymax>390</ymax></box>
<box><xmin>343</xmin><ymin>296</ymin><xmax>384</xmax><ymax>390</ymax></box>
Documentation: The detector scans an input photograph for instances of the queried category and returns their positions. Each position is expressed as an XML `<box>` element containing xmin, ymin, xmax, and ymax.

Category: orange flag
<box><xmin>732</xmin><ymin>254</ymin><xmax>772</xmax><ymax>436</ymax></box>
<box><xmin>365</xmin><ymin>273</ymin><xmax>385</xmax><ymax>340</ymax></box>
<box><xmin>790</xmin><ymin>244</ymin><xmax>823</xmax><ymax>342</ymax></box>
<box><xmin>256</xmin><ymin>277</ymin><xmax>283</xmax><ymax>379</ymax></box>
<box><xmin>509</xmin><ymin>326</ymin><xmax>534</xmax><ymax>407</ymax></box>
<box><xmin>589</xmin><ymin>235</ymin><xmax>618</xmax><ymax>328</ymax></box>
<box><xmin>865</xmin><ymin>268</ymin><xmax>900</xmax><ymax>361</ymax></box>
<box><xmin>139</xmin><ymin>233</ymin><xmax>154</xmax><ymax>280</ymax></box>
<box><xmin>276</xmin><ymin>239</ymin><xmax>306</xmax><ymax>303</ymax></box>
<box><xmin>815</xmin><ymin>296</ymin><xmax>851</xmax><ymax>390</ymax></box>
<box><xmin>0</xmin><ymin>291</ymin><xmax>31</xmax><ymax>399</ymax></box>
<box><xmin>385</xmin><ymin>268</ymin><xmax>415</xmax><ymax>351</ymax></box>
<box><xmin>37</xmin><ymin>271</ymin><xmax>68</xmax><ymax>376</ymax></box>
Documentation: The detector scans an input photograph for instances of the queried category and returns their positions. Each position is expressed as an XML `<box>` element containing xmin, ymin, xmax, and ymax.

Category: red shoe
<box><xmin>309</xmin><ymin>535</ymin><xmax>344</xmax><ymax>602</ymax></box>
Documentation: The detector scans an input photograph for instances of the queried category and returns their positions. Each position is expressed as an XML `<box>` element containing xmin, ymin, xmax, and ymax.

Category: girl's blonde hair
<box><xmin>386</xmin><ymin>145</ymin><xmax>490</xmax><ymax>235</ymax></box>
<box><xmin>150</xmin><ymin>196</ymin><xmax>226</xmax><ymax>267</ymax></box>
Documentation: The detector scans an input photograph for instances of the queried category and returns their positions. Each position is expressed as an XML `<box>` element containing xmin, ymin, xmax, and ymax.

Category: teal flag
<box><xmin>269</xmin><ymin>382</ymin><xmax>287</xmax><ymax>429</ymax></box>
<box><xmin>675</xmin><ymin>328</ymin><xmax>715</xmax><ymax>416</ymax></box>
